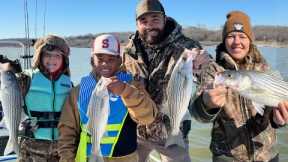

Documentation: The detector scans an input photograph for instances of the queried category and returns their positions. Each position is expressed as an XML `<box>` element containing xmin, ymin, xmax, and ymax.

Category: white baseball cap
<box><xmin>92</xmin><ymin>34</ymin><xmax>120</xmax><ymax>56</ymax></box>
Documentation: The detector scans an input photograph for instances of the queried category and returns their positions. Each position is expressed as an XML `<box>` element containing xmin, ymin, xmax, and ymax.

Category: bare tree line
<box><xmin>2</xmin><ymin>26</ymin><xmax>287</xmax><ymax>48</ymax></box>
<box><xmin>66</xmin><ymin>25</ymin><xmax>288</xmax><ymax>47</ymax></box>
<box><xmin>183</xmin><ymin>26</ymin><xmax>288</xmax><ymax>43</ymax></box>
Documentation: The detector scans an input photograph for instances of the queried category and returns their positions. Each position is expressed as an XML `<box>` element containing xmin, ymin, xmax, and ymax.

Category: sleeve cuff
<box><xmin>189</xmin><ymin>94</ymin><xmax>221</xmax><ymax>123</ymax></box>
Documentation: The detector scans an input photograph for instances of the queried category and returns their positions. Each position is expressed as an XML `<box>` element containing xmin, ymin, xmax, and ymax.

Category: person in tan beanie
<box><xmin>191</xmin><ymin>10</ymin><xmax>288</xmax><ymax>162</ymax></box>
<box><xmin>0</xmin><ymin>34</ymin><xmax>73</xmax><ymax>162</ymax></box>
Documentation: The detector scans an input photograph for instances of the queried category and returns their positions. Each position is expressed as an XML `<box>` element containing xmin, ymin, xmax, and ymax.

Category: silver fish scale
<box><xmin>0</xmin><ymin>71</ymin><xmax>22</xmax><ymax>155</ymax></box>
<box><xmin>168</xmin><ymin>74</ymin><xmax>192</xmax><ymax>130</ymax></box>
<box><xmin>248</xmin><ymin>71</ymin><xmax>288</xmax><ymax>97</ymax></box>
<box><xmin>243</xmin><ymin>71</ymin><xmax>288</xmax><ymax>107</ymax></box>
<box><xmin>165</xmin><ymin>51</ymin><xmax>196</xmax><ymax>148</ymax></box>
<box><xmin>220</xmin><ymin>70</ymin><xmax>288</xmax><ymax>109</ymax></box>
<box><xmin>87</xmin><ymin>78</ymin><xmax>110</xmax><ymax>162</ymax></box>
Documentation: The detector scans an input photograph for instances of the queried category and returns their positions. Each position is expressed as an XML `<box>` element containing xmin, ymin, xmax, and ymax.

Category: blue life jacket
<box><xmin>76</xmin><ymin>72</ymin><xmax>136</xmax><ymax>160</ymax></box>
<box><xmin>25</xmin><ymin>69</ymin><xmax>72</xmax><ymax>140</ymax></box>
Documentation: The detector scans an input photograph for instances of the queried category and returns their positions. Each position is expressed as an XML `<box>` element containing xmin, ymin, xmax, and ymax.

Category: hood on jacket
<box><xmin>32</xmin><ymin>35</ymin><xmax>71</xmax><ymax>76</ymax></box>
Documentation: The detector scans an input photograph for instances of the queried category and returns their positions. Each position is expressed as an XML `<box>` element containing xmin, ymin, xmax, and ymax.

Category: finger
<box><xmin>199</xmin><ymin>50</ymin><xmax>205</xmax><ymax>55</ymax></box>
<box><xmin>282</xmin><ymin>101</ymin><xmax>288</xmax><ymax>109</ymax></box>
<box><xmin>109</xmin><ymin>76</ymin><xmax>118</xmax><ymax>81</ymax></box>
<box><xmin>274</xmin><ymin>109</ymin><xmax>285</xmax><ymax>125</ymax></box>
<box><xmin>108</xmin><ymin>80</ymin><xmax>122</xmax><ymax>88</ymax></box>
<box><xmin>194</xmin><ymin>54</ymin><xmax>209</xmax><ymax>66</ymax></box>
<box><xmin>278</xmin><ymin>102</ymin><xmax>288</xmax><ymax>123</ymax></box>
<box><xmin>213</xmin><ymin>93</ymin><xmax>226</xmax><ymax>103</ymax></box>
<box><xmin>210</xmin><ymin>86</ymin><xmax>227</xmax><ymax>95</ymax></box>
<box><xmin>211</xmin><ymin>95</ymin><xmax>226</xmax><ymax>107</ymax></box>
<box><xmin>191</xmin><ymin>48</ymin><xmax>200</xmax><ymax>54</ymax></box>
<box><xmin>218</xmin><ymin>98</ymin><xmax>226</xmax><ymax>107</ymax></box>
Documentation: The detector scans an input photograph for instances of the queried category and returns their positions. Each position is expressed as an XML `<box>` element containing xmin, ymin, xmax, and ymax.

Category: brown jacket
<box><xmin>191</xmin><ymin>44</ymin><xmax>281</xmax><ymax>161</ymax></box>
<box><xmin>123</xmin><ymin>17</ymin><xmax>204</xmax><ymax>144</ymax></box>
<box><xmin>57</xmin><ymin>73</ymin><xmax>157</xmax><ymax>162</ymax></box>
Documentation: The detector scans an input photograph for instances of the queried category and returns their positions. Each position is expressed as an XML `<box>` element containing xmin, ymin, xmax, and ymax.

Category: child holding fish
<box><xmin>191</xmin><ymin>11</ymin><xmax>288</xmax><ymax>162</ymax></box>
<box><xmin>57</xmin><ymin>34</ymin><xmax>157</xmax><ymax>162</ymax></box>
<box><xmin>0</xmin><ymin>35</ymin><xmax>72</xmax><ymax>161</ymax></box>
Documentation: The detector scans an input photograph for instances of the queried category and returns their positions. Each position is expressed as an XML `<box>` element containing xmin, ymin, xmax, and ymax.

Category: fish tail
<box><xmin>4</xmin><ymin>136</ymin><xmax>18</xmax><ymax>156</ymax></box>
<box><xmin>89</xmin><ymin>153</ymin><xmax>104</xmax><ymax>162</ymax></box>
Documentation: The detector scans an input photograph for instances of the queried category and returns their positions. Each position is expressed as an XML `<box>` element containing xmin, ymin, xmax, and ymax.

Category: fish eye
<box><xmin>227</xmin><ymin>74</ymin><xmax>232</xmax><ymax>78</ymax></box>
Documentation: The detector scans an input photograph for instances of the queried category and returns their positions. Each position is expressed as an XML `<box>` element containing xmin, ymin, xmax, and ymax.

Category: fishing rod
<box><xmin>23</xmin><ymin>0</ymin><xmax>32</xmax><ymax>70</ymax></box>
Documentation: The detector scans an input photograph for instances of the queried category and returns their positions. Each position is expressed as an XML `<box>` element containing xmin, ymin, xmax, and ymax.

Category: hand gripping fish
<box><xmin>164</xmin><ymin>49</ymin><xmax>198</xmax><ymax>148</ymax></box>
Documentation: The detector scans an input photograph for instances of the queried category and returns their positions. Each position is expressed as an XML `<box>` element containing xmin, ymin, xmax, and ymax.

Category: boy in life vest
<box><xmin>57</xmin><ymin>34</ymin><xmax>158</xmax><ymax>162</ymax></box>
<box><xmin>0</xmin><ymin>35</ymin><xmax>72</xmax><ymax>161</ymax></box>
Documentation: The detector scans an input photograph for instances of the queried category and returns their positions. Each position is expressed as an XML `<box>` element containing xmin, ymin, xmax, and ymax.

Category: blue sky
<box><xmin>1</xmin><ymin>0</ymin><xmax>287</xmax><ymax>39</ymax></box>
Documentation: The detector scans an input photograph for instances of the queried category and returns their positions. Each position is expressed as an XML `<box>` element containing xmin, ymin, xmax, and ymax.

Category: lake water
<box><xmin>0</xmin><ymin>46</ymin><xmax>287</xmax><ymax>162</ymax></box>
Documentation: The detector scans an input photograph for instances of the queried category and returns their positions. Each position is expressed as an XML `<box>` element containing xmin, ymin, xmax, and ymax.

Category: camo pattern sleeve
<box><xmin>15</xmin><ymin>71</ymin><xmax>31</xmax><ymax>98</ymax></box>
<box><xmin>189</xmin><ymin>61</ymin><xmax>224</xmax><ymax>122</ymax></box>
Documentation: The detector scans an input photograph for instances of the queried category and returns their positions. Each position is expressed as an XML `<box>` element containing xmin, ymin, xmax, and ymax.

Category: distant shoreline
<box><xmin>1</xmin><ymin>25</ymin><xmax>288</xmax><ymax>48</ymax></box>
<box><xmin>200</xmin><ymin>41</ymin><xmax>288</xmax><ymax>48</ymax></box>
<box><xmin>0</xmin><ymin>41</ymin><xmax>287</xmax><ymax>48</ymax></box>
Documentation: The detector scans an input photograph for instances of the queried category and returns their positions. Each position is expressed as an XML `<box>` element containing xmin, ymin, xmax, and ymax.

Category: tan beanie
<box><xmin>222</xmin><ymin>11</ymin><xmax>254</xmax><ymax>41</ymax></box>
<box><xmin>32</xmin><ymin>35</ymin><xmax>70</xmax><ymax>69</ymax></box>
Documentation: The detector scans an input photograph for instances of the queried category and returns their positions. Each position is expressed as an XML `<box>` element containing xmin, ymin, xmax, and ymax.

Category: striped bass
<box><xmin>87</xmin><ymin>77</ymin><xmax>110</xmax><ymax>162</ymax></box>
<box><xmin>165</xmin><ymin>49</ymin><xmax>197</xmax><ymax>148</ymax></box>
<box><xmin>214</xmin><ymin>70</ymin><xmax>288</xmax><ymax>115</ymax></box>
<box><xmin>0</xmin><ymin>71</ymin><xmax>22</xmax><ymax>155</ymax></box>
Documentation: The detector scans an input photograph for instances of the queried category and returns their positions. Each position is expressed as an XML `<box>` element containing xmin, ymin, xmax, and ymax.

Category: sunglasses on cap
<box><xmin>43</xmin><ymin>44</ymin><xmax>65</xmax><ymax>54</ymax></box>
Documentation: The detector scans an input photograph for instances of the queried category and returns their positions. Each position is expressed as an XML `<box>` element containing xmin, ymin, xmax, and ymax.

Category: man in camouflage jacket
<box><xmin>122</xmin><ymin>0</ymin><xmax>211</xmax><ymax>161</ymax></box>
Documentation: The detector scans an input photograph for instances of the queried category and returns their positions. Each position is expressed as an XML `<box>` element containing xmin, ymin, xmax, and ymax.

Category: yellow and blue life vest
<box><xmin>75</xmin><ymin>72</ymin><xmax>137</xmax><ymax>162</ymax></box>
<box><xmin>25</xmin><ymin>69</ymin><xmax>72</xmax><ymax>140</ymax></box>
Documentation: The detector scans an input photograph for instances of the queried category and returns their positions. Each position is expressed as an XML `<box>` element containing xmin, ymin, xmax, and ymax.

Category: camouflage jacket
<box><xmin>191</xmin><ymin>43</ymin><xmax>280</xmax><ymax>161</ymax></box>
<box><xmin>122</xmin><ymin>17</ymin><xmax>202</xmax><ymax>144</ymax></box>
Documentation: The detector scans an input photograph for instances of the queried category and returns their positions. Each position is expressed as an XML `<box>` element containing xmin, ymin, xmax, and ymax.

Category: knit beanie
<box><xmin>222</xmin><ymin>11</ymin><xmax>254</xmax><ymax>41</ymax></box>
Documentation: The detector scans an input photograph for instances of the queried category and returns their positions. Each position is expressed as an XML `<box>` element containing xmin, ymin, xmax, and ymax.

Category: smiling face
<box><xmin>92</xmin><ymin>53</ymin><xmax>121</xmax><ymax>78</ymax></box>
<box><xmin>136</xmin><ymin>12</ymin><xmax>166</xmax><ymax>44</ymax></box>
<box><xmin>41</xmin><ymin>49</ymin><xmax>64</xmax><ymax>73</ymax></box>
<box><xmin>225</xmin><ymin>31</ymin><xmax>251</xmax><ymax>61</ymax></box>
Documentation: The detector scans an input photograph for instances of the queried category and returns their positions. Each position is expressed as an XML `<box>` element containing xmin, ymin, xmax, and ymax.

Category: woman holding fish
<box><xmin>191</xmin><ymin>11</ymin><xmax>288</xmax><ymax>162</ymax></box>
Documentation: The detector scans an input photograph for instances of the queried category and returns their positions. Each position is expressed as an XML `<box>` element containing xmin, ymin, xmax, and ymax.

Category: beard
<box><xmin>140</xmin><ymin>28</ymin><xmax>165</xmax><ymax>45</ymax></box>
